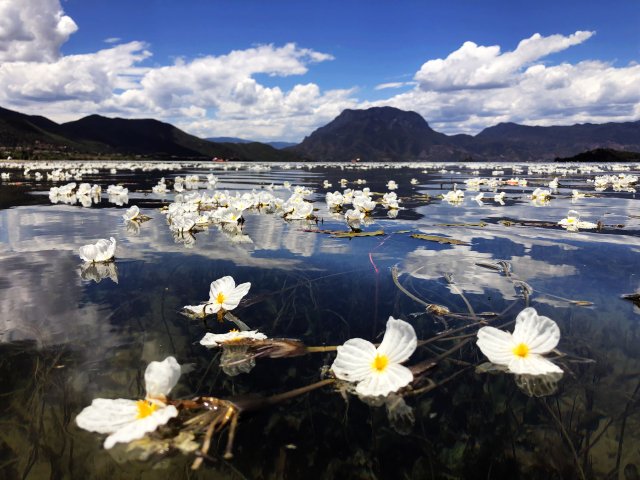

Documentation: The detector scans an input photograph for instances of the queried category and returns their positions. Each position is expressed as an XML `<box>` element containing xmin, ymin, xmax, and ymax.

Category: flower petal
<box><xmin>183</xmin><ymin>304</ymin><xmax>206</xmax><ymax>316</ymax></box>
<box><xmin>209</xmin><ymin>276</ymin><xmax>235</xmax><ymax>300</ymax></box>
<box><xmin>476</xmin><ymin>326</ymin><xmax>515</xmax><ymax>366</ymax></box>
<box><xmin>512</xmin><ymin>308</ymin><xmax>560</xmax><ymax>354</ymax></box>
<box><xmin>221</xmin><ymin>282</ymin><xmax>251</xmax><ymax>310</ymax></box>
<box><xmin>508</xmin><ymin>354</ymin><xmax>563</xmax><ymax>375</ymax></box>
<box><xmin>355</xmin><ymin>364</ymin><xmax>413</xmax><ymax>398</ymax></box>
<box><xmin>144</xmin><ymin>356</ymin><xmax>181</xmax><ymax>398</ymax></box>
<box><xmin>79</xmin><ymin>244</ymin><xmax>98</xmax><ymax>262</ymax></box>
<box><xmin>377</xmin><ymin>317</ymin><xmax>417</xmax><ymax>364</ymax></box>
<box><xmin>75</xmin><ymin>398</ymin><xmax>139</xmax><ymax>434</ymax></box>
<box><xmin>103</xmin><ymin>405</ymin><xmax>178</xmax><ymax>449</ymax></box>
<box><xmin>332</xmin><ymin>338</ymin><xmax>377</xmax><ymax>382</ymax></box>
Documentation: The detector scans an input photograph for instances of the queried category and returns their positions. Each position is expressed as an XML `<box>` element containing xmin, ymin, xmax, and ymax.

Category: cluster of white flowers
<box><xmin>443</xmin><ymin>188</ymin><xmax>464</xmax><ymax>204</ymax></box>
<box><xmin>49</xmin><ymin>182</ymin><xmax>102</xmax><ymax>207</ymax></box>
<box><xmin>592</xmin><ymin>173</ymin><xmax>637</xmax><ymax>192</ymax></box>
<box><xmin>106</xmin><ymin>185</ymin><xmax>129</xmax><ymax>206</ymax></box>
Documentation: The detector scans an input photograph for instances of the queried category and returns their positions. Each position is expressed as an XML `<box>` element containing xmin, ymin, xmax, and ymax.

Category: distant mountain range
<box><xmin>288</xmin><ymin>106</ymin><xmax>640</xmax><ymax>162</ymax></box>
<box><xmin>0</xmin><ymin>106</ymin><xmax>298</xmax><ymax>162</ymax></box>
<box><xmin>207</xmin><ymin>137</ymin><xmax>297</xmax><ymax>149</ymax></box>
<box><xmin>2</xmin><ymin>104</ymin><xmax>639</xmax><ymax>162</ymax></box>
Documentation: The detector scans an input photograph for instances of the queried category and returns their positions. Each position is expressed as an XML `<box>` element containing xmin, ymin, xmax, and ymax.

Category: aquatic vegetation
<box><xmin>476</xmin><ymin>307</ymin><xmax>563</xmax><ymax>375</ymax></box>
<box><xmin>3</xmin><ymin>159</ymin><xmax>640</xmax><ymax>478</ymax></box>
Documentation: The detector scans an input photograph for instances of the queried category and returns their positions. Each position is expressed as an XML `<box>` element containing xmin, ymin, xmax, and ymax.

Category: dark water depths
<box><xmin>1</xmin><ymin>161</ymin><xmax>639</xmax><ymax>479</ymax></box>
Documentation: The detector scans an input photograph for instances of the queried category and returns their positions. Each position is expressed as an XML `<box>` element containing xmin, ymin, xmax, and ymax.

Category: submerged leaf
<box><xmin>332</xmin><ymin>229</ymin><xmax>385</xmax><ymax>238</ymax></box>
<box><xmin>386</xmin><ymin>394</ymin><xmax>415</xmax><ymax>435</ymax></box>
<box><xmin>435</xmin><ymin>222</ymin><xmax>487</xmax><ymax>227</ymax></box>
<box><xmin>570</xmin><ymin>300</ymin><xmax>594</xmax><ymax>307</ymax></box>
<box><xmin>514</xmin><ymin>371</ymin><xmax>563</xmax><ymax>397</ymax></box>
<box><xmin>410</xmin><ymin>234</ymin><xmax>470</xmax><ymax>245</ymax></box>
<box><xmin>306</xmin><ymin>228</ymin><xmax>385</xmax><ymax>237</ymax></box>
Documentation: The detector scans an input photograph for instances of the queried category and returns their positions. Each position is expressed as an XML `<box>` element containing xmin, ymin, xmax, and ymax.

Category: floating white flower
<box><xmin>476</xmin><ymin>307</ymin><xmax>562</xmax><ymax>375</ymax></box>
<box><xmin>331</xmin><ymin>317</ymin><xmax>417</xmax><ymax>398</ymax></box>
<box><xmin>558</xmin><ymin>210</ymin><xmax>598</xmax><ymax>232</ymax></box>
<box><xmin>443</xmin><ymin>189</ymin><xmax>464</xmax><ymax>204</ymax></box>
<box><xmin>200</xmin><ymin>329</ymin><xmax>267</xmax><ymax>348</ymax></box>
<box><xmin>530</xmin><ymin>188</ymin><xmax>551</xmax><ymax>204</ymax></box>
<box><xmin>122</xmin><ymin>205</ymin><xmax>140</xmax><ymax>221</ymax></box>
<box><xmin>386</xmin><ymin>180</ymin><xmax>398</xmax><ymax>190</ymax></box>
<box><xmin>206</xmin><ymin>276</ymin><xmax>251</xmax><ymax>316</ymax></box>
<box><xmin>79</xmin><ymin>237</ymin><xmax>117</xmax><ymax>263</ymax></box>
<box><xmin>75</xmin><ymin>357</ymin><xmax>181</xmax><ymax>449</ymax></box>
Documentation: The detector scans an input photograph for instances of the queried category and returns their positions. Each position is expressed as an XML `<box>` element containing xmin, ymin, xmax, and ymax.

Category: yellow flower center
<box><xmin>136</xmin><ymin>400</ymin><xmax>158</xmax><ymax>419</ymax></box>
<box><xmin>372</xmin><ymin>354</ymin><xmax>389</xmax><ymax>372</ymax></box>
<box><xmin>216</xmin><ymin>292</ymin><xmax>225</xmax><ymax>304</ymax></box>
<box><xmin>227</xmin><ymin>329</ymin><xmax>243</xmax><ymax>342</ymax></box>
<box><xmin>512</xmin><ymin>343</ymin><xmax>530</xmax><ymax>358</ymax></box>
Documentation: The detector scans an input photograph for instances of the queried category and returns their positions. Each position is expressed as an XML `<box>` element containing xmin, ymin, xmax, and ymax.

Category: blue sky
<box><xmin>1</xmin><ymin>0</ymin><xmax>638</xmax><ymax>141</ymax></box>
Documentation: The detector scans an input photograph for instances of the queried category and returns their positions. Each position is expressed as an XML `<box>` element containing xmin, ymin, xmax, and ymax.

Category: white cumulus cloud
<box><xmin>375</xmin><ymin>31</ymin><xmax>640</xmax><ymax>134</ymax></box>
<box><xmin>0</xmin><ymin>0</ymin><xmax>77</xmax><ymax>62</ymax></box>
<box><xmin>1</xmin><ymin>3</ymin><xmax>639</xmax><ymax>143</ymax></box>
<box><xmin>0</xmin><ymin>0</ymin><xmax>354</xmax><ymax>141</ymax></box>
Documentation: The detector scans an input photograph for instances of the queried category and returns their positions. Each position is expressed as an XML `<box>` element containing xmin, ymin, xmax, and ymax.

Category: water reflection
<box><xmin>0</xmin><ymin>163</ymin><xmax>639</xmax><ymax>478</ymax></box>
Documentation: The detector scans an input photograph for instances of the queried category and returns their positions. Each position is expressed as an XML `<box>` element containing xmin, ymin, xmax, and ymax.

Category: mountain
<box><xmin>3</xmin><ymin>104</ymin><xmax>640</xmax><ymax>162</ymax></box>
<box><xmin>0</xmin><ymin>107</ymin><xmax>299</xmax><ymax>161</ymax></box>
<box><xmin>207</xmin><ymin>136</ymin><xmax>253</xmax><ymax>144</ymax></box>
<box><xmin>289</xmin><ymin>106</ymin><xmax>640</xmax><ymax>162</ymax></box>
<box><xmin>289</xmin><ymin>106</ymin><xmax>469</xmax><ymax>162</ymax></box>
<box><xmin>208</xmin><ymin>137</ymin><xmax>297</xmax><ymax>149</ymax></box>
<box><xmin>554</xmin><ymin>148</ymin><xmax>640</xmax><ymax>163</ymax></box>
<box><xmin>472</xmin><ymin>121</ymin><xmax>640</xmax><ymax>161</ymax></box>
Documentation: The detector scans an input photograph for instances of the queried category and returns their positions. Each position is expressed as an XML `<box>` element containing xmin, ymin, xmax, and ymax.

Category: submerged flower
<box><xmin>476</xmin><ymin>307</ymin><xmax>562</xmax><ymax>375</ymax></box>
<box><xmin>200</xmin><ymin>329</ymin><xmax>267</xmax><ymax>348</ymax></box>
<box><xmin>75</xmin><ymin>357</ymin><xmax>181</xmax><ymax>449</ymax></box>
<box><xmin>331</xmin><ymin>317</ymin><xmax>417</xmax><ymax>398</ymax></box>
<box><xmin>79</xmin><ymin>237</ymin><xmax>117</xmax><ymax>263</ymax></box>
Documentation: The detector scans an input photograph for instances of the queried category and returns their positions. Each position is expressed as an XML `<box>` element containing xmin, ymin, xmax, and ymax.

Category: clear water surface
<box><xmin>0</xmin><ymin>160</ymin><xmax>639</xmax><ymax>479</ymax></box>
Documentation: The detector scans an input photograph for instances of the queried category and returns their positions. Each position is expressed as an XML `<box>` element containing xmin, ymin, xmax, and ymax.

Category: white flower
<box><xmin>75</xmin><ymin>357</ymin><xmax>181</xmax><ymax>449</ymax></box>
<box><xmin>170</xmin><ymin>215</ymin><xmax>196</xmax><ymax>232</ymax></box>
<box><xmin>531</xmin><ymin>188</ymin><xmax>551</xmax><ymax>204</ymax></box>
<box><xmin>476</xmin><ymin>307</ymin><xmax>562</xmax><ymax>375</ymax></box>
<box><xmin>386</xmin><ymin>180</ymin><xmax>398</xmax><ymax>190</ymax></box>
<box><xmin>122</xmin><ymin>205</ymin><xmax>140</xmax><ymax>221</ymax></box>
<box><xmin>200</xmin><ymin>329</ymin><xmax>267</xmax><ymax>348</ymax></box>
<box><xmin>204</xmin><ymin>276</ymin><xmax>251</xmax><ymax>315</ymax></box>
<box><xmin>558</xmin><ymin>210</ymin><xmax>598</xmax><ymax>232</ymax></box>
<box><xmin>331</xmin><ymin>317</ymin><xmax>417</xmax><ymax>398</ymax></box>
<box><xmin>79</xmin><ymin>237</ymin><xmax>117</xmax><ymax>263</ymax></box>
<box><xmin>443</xmin><ymin>189</ymin><xmax>464</xmax><ymax>204</ymax></box>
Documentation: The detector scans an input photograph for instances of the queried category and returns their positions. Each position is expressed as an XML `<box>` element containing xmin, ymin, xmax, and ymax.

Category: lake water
<box><xmin>0</xmin><ymin>160</ymin><xmax>639</xmax><ymax>479</ymax></box>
